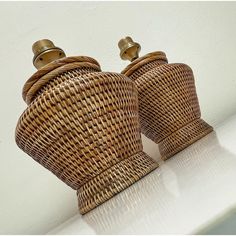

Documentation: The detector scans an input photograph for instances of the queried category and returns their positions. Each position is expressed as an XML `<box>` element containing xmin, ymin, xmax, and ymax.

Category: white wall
<box><xmin>0</xmin><ymin>1</ymin><xmax>236</xmax><ymax>234</ymax></box>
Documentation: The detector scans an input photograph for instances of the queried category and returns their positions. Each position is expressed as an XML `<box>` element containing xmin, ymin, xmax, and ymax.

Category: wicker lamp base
<box><xmin>77</xmin><ymin>151</ymin><xmax>157</xmax><ymax>214</ymax></box>
<box><xmin>159</xmin><ymin>118</ymin><xmax>213</xmax><ymax>160</ymax></box>
<box><xmin>119</xmin><ymin>47</ymin><xmax>214</xmax><ymax>161</ymax></box>
<box><xmin>16</xmin><ymin>50</ymin><xmax>159</xmax><ymax>215</ymax></box>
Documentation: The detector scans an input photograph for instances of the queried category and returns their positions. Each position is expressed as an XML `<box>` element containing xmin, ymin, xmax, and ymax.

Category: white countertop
<box><xmin>47</xmin><ymin>114</ymin><xmax>236</xmax><ymax>234</ymax></box>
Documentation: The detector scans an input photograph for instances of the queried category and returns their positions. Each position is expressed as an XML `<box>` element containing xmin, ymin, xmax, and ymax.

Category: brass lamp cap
<box><xmin>118</xmin><ymin>36</ymin><xmax>141</xmax><ymax>61</ymax></box>
<box><xmin>32</xmin><ymin>39</ymin><xmax>66</xmax><ymax>69</ymax></box>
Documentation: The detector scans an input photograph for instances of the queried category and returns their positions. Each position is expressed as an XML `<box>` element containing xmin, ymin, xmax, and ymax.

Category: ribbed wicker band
<box><xmin>77</xmin><ymin>151</ymin><xmax>158</xmax><ymax>214</ymax></box>
<box><xmin>121</xmin><ymin>51</ymin><xmax>168</xmax><ymax>77</ymax></box>
<box><xmin>83</xmin><ymin>170</ymin><xmax>163</xmax><ymax>234</ymax></box>
<box><xmin>25</xmin><ymin>62</ymin><xmax>100</xmax><ymax>104</ymax></box>
<box><xmin>23</xmin><ymin>56</ymin><xmax>101</xmax><ymax>104</ymax></box>
<box><xmin>159</xmin><ymin>118</ymin><xmax>213</xmax><ymax>160</ymax></box>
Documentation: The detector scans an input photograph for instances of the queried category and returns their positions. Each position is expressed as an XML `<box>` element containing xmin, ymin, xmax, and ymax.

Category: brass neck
<box><xmin>118</xmin><ymin>36</ymin><xmax>141</xmax><ymax>62</ymax></box>
<box><xmin>32</xmin><ymin>39</ymin><xmax>66</xmax><ymax>69</ymax></box>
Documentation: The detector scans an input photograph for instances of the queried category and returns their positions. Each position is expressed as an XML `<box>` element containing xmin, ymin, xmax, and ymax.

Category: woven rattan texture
<box><xmin>16</xmin><ymin>60</ymin><xmax>158</xmax><ymax>214</ymax></box>
<box><xmin>34</xmin><ymin>67</ymin><xmax>98</xmax><ymax>99</ymax></box>
<box><xmin>83</xmin><ymin>168</ymin><xmax>163</xmax><ymax>234</ymax></box>
<box><xmin>122</xmin><ymin>54</ymin><xmax>213</xmax><ymax>159</ymax></box>
<box><xmin>121</xmin><ymin>51</ymin><xmax>168</xmax><ymax>77</ymax></box>
<box><xmin>78</xmin><ymin>151</ymin><xmax>157</xmax><ymax>214</ymax></box>
<box><xmin>128</xmin><ymin>60</ymin><xmax>166</xmax><ymax>81</ymax></box>
<box><xmin>159</xmin><ymin>118</ymin><xmax>212</xmax><ymax>160</ymax></box>
<box><xmin>23</xmin><ymin>56</ymin><xmax>101</xmax><ymax>104</ymax></box>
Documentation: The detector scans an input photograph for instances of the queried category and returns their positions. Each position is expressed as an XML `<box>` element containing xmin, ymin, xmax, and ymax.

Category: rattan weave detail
<box><xmin>122</xmin><ymin>52</ymin><xmax>213</xmax><ymax>159</ymax></box>
<box><xmin>15</xmin><ymin>56</ymin><xmax>158</xmax><ymax>214</ymax></box>
<box><xmin>78</xmin><ymin>151</ymin><xmax>157</xmax><ymax>214</ymax></box>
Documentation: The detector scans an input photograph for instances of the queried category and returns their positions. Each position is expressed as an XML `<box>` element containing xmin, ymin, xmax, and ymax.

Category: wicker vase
<box><xmin>15</xmin><ymin>41</ymin><xmax>158</xmax><ymax>214</ymax></box>
<box><xmin>119</xmin><ymin>38</ymin><xmax>213</xmax><ymax>160</ymax></box>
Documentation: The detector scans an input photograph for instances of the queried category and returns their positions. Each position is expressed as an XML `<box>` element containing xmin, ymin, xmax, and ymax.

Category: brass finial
<box><xmin>32</xmin><ymin>39</ymin><xmax>66</xmax><ymax>69</ymax></box>
<box><xmin>118</xmin><ymin>36</ymin><xmax>141</xmax><ymax>61</ymax></box>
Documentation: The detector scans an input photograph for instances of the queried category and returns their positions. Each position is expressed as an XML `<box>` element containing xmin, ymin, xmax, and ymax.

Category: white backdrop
<box><xmin>0</xmin><ymin>1</ymin><xmax>236</xmax><ymax>234</ymax></box>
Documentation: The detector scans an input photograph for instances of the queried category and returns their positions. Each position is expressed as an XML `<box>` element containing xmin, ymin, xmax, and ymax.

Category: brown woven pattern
<box><xmin>122</xmin><ymin>52</ymin><xmax>213</xmax><ymax>160</ymax></box>
<box><xmin>23</xmin><ymin>56</ymin><xmax>101</xmax><ymax>104</ymax></box>
<box><xmin>22</xmin><ymin>56</ymin><xmax>100</xmax><ymax>99</ymax></box>
<box><xmin>78</xmin><ymin>151</ymin><xmax>157</xmax><ymax>214</ymax></box>
<box><xmin>15</xmin><ymin>58</ymin><xmax>158</xmax><ymax>214</ymax></box>
<box><xmin>159</xmin><ymin>118</ymin><xmax>213</xmax><ymax>160</ymax></box>
<box><xmin>127</xmin><ymin>60</ymin><xmax>166</xmax><ymax>81</ymax></box>
<box><xmin>34</xmin><ymin>67</ymin><xmax>98</xmax><ymax>100</ymax></box>
<box><xmin>83</xmin><ymin>170</ymin><xmax>163</xmax><ymax>234</ymax></box>
<box><xmin>121</xmin><ymin>51</ymin><xmax>168</xmax><ymax>77</ymax></box>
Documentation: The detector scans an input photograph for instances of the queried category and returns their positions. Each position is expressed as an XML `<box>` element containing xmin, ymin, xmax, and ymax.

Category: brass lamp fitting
<box><xmin>118</xmin><ymin>36</ymin><xmax>141</xmax><ymax>61</ymax></box>
<box><xmin>32</xmin><ymin>39</ymin><xmax>66</xmax><ymax>69</ymax></box>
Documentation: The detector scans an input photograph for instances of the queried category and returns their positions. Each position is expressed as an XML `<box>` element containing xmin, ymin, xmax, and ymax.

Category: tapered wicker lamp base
<box><xmin>159</xmin><ymin>118</ymin><xmax>213</xmax><ymax>160</ymax></box>
<box><xmin>16</xmin><ymin>50</ymin><xmax>159</xmax><ymax>214</ymax></box>
<box><xmin>118</xmin><ymin>42</ymin><xmax>214</xmax><ymax>161</ymax></box>
<box><xmin>77</xmin><ymin>151</ymin><xmax>158</xmax><ymax>214</ymax></box>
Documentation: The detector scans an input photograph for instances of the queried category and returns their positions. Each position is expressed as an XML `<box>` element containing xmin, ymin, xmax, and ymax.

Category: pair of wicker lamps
<box><xmin>15</xmin><ymin>37</ymin><xmax>213</xmax><ymax>214</ymax></box>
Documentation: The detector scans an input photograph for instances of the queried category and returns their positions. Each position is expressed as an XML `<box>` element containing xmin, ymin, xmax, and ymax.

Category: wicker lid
<box><xmin>22</xmin><ymin>56</ymin><xmax>101</xmax><ymax>104</ymax></box>
<box><xmin>121</xmin><ymin>51</ymin><xmax>168</xmax><ymax>77</ymax></box>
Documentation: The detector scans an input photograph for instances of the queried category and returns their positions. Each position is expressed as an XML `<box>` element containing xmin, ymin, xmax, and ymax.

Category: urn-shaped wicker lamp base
<box><xmin>15</xmin><ymin>40</ymin><xmax>158</xmax><ymax>215</ymax></box>
<box><xmin>118</xmin><ymin>37</ymin><xmax>213</xmax><ymax>160</ymax></box>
